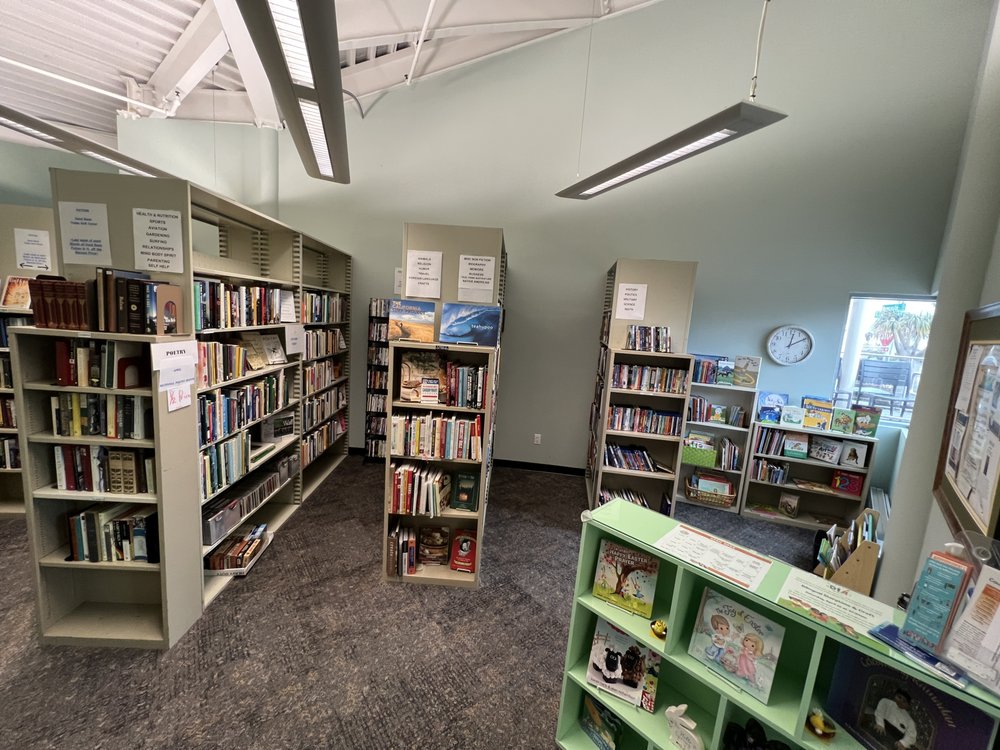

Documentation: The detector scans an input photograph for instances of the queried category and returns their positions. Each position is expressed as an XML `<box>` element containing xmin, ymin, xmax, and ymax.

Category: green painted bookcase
<box><xmin>556</xmin><ymin>500</ymin><xmax>1000</xmax><ymax>749</ymax></box>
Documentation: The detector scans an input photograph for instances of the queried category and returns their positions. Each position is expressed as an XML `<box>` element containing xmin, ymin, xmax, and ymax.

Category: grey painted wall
<box><xmin>0</xmin><ymin>140</ymin><xmax>114</xmax><ymax>206</ymax></box>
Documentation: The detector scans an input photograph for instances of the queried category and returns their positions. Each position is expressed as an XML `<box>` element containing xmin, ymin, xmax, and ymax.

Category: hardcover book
<box><xmin>0</xmin><ymin>275</ymin><xmax>31</xmax><ymax>309</ymax></box>
<box><xmin>779</xmin><ymin>405</ymin><xmax>804</xmax><ymax>427</ymax></box>
<box><xmin>808</xmin><ymin>435</ymin><xmax>843</xmax><ymax>464</ymax></box>
<box><xmin>778</xmin><ymin>492</ymin><xmax>799</xmax><ymax>518</ymax></box>
<box><xmin>830</xmin><ymin>408</ymin><xmax>856</xmax><ymax>435</ymax></box>
<box><xmin>592</xmin><ymin>539</ymin><xmax>660</xmax><ymax>618</ymax></box>
<box><xmin>587</xmin><ymin>617</ymin><xmax>660</xmax><ymax>712</ymax></box>
<box><xmin>715</xmin><ymin>359</ymin><xmax>735</xmax><ymax>386</ymax></box>
<box><xmin>733</xmin><ymin>355</ymin><xmax>761</xmax><ymax>388</ymax></box>
<box><xmin>757</xmin><ymin>391</ymin><xmax>789</xmax><ymax>414</ymax></box>
<box><xmin>389</xmin><ymin>299</ymin><xmax>436</xmax><ymax>342</ymax></box>
<box><xmin>840</xmin><ymin>440</ymin><xmax>869</xmax><ymax>468</ymax></box>
<box><xmin>687</xmin><ymin>588</ymin><xmax>784</xmax><ymax>704</ymax></box>
<box><xmin>852</xmin><ymin>405</ymin><xmax>882</xmax><ymax>437</ymax></box>
<box><xmin>578</xmin><ymin>695</ymin><xmax>623</xmax><ymax>750</ymax></box>
<box><xmin>439</xmin><ymin>302</ymin><xmax>501</xmax><ymax>346</ymax></box>
<box><xmin>825</xmin><ymin>649</ymin><xmax>994</xmax><ymax>750</ymax></box>
<box><xmin>449</xmin><ymin>529</ymin><xmax>477</xmax><ymax>572</ymax></box>
<box><xmin>708</xmin><ymin>404</ymin><xmax>728</xmax><ymax>423</ymax></box>
<box><xmin>259</xmin><ymin>334</ymin><xmax>287</xmax><ymax>364</ymax></box>
<box><xmin>450</xmin><ymin>472</ymin><xmax>479</xmax><ymax>511</ymax></box>
<box><xmin>831</xmin><ymin>470</ymin><xmax>864</xmax><ymax>495</ymax></box>
<box><xmin>801</xmin><ymin>395</ymin><xmax>834</xmax><ymax>431</ymax></box>
<box><xmin>399</xmin><ymin>351</ymin><xmax>446</xmax><ymax>403</ymax></box>
<box><xmin>782</xmin><ymin>432</ymin><xmax>809</xmax><ymax>459</ymax></box>
<box><xmin>418</xmin><ymin>526</ymin><xmax>451</xmax><ymax>566</ymax></box>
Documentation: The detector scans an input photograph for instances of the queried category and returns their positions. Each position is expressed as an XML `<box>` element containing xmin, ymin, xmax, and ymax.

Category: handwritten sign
<box><xmin>150</xmin><ymin>341</ymin><xmax>196</xmax><ymax>411</ymax></box>
<box><xmin>615</xmin><ymin>283</ymin><xmax>647</xmax><ymax>320</ymax></box>
<box><xmin>133</xmin><ymin>208</ymin><xmax>183</xmax><ymax>273</ymax></box>
<box><xmin>405</xmin><ymin>250</ymin><xmax>442</xmax><ymax>299</ymax></box>
<box><xmin>58</xmin><ymin>202</ymin><xmax>111</xmax><ymax>265</ymax></box>
<box><xmin>13</xmin><ymin>228</ymin><xmax>52</xmax><ymax>270</ymax></box>
<box><xmin>458</xmin><ymin>254</ymin><xmax>496</xmax><ymax>303</ymax></box>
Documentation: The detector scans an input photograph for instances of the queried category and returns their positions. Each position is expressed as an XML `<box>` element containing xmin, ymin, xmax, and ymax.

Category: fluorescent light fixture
<box><xmin>557</xmin><ymin>101</ymin><xmax>786</xmax><ymax>199</ymax></box>
<box><xmin>238</xmin><ymin>0</ymin><xmax>350</xmax><ymax>183</ymax></box>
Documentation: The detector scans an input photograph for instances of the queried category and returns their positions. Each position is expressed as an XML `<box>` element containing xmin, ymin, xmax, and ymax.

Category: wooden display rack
<box><xmin>814</xmin><ymin>508</ymin><xmax>880</xmax><ymax>596</ymax></box>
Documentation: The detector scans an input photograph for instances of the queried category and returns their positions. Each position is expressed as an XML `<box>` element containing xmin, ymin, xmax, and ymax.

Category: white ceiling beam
<box><xmin>145</xmin><ymin>0</ymin><xmax>230</xmax><ymax>118</ymax></box>
<box><xmin>214</xmin><ymin>0</ymin><xmax>281</xmax><ymax>128</ymax></box>
<box><xmin>339</xmin><ymin>18</ymin><xmax>593</xmax><ymax>51</ymax></box>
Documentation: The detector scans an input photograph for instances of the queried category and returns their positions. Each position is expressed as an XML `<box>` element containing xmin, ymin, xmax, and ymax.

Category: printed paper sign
<box><xmin>58</xmin><ymin>202</ymin><xmax>112</xmax><ymax>265</ymax></box>
<box><xmin>394</xmin><ymin>267</ymin><xmax>403</xmax><ymax>296</ymax></box>
<box><xmin>458</xmin><ymin>254</ymin><xmax>496</xmax><ymax>304</ymax></box>
<box><xmin>284</xmin><ymin>323</ymin><xmax>305</xmax><ymax>355</ymax></box>
<box><xmin>150</xmin><ymin>340</ymin><xmax>197</xmax><ymax>371</ymax></box>
<box><xmin>13</xmin><ymin>228</ymin><xmax>52</xmax><ymax>270</ymax></box>
<box><xmin>616</xmin><ymin>283</ymin><xmax>647</xmax><ymax>320</ymax></box>
<box><xmin>133</xmin><ymin>208</ymin><xmax>183</xmax><ymax>273</ymax></box>
<box><xmin>405</xmin><ymin>250</ymin><xmax>442</xmax><ymax>299</ymax></box>
<box><xmin>655</xmin><ymin>524</ymin><xmax>773</xmax><ymax>591</ymax></box>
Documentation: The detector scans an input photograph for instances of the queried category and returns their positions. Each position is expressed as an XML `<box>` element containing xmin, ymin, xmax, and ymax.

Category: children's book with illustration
<box><xmin>808</xmin><ymin>435</ymin><xmax>843</xmax><ymax>464</ymax></box>
<box><xmin>578</xmin><ymin>695</ymin><xmax>623</xmax><ymax>750</ymax></box>
<box><xmin>733</xmin><ymin>355</ymin><xmax>761</xmax><ymax>388</ymax></box>
<box><xmin>852</xmin><ymin>405</ymin><xmax>881</xmax><ymax>436</ymax></box>
<box><xmin>715</xmin><ymin>359</ymin><xmax>735</xmax><ymax>386</ymax></box>
<box><xmin>592</xmin><ymin>539</ymin><xmax>659</xmax><ymax>618</ymax></box>
<box><xmin>587</xmin><ymin>617</ymin><xmax>660</xmax><ymax>712</ymax></box>
<box><xmin>782</xmin><ymin>432</ymin><xmax>809</xmax><ymax>459</ymax></box>
<box><xmin>389</xmin><ymin>299</ymin><xmax>436</xmax><ymax>342</ymax></box>
<box><xmin>687</xmin><ymin>588</ymin><xmax>785</xmax><ymax>704</ymax></box>
<box><xmin>757</xmin><ymin>392</ymin><xmax>789</xmax><ymax>421</ymax></box>
<box><xmin>779</xmin><ymin>405</ymin><xmax>804</xmax><ymax>428</ymax></box>
<box><xmin>398</xmin><ymin>351</ymin><xmax>446</xmax><ymax>403</ymax></box>
<box><xmin>840</xmin><ymin>440</ymin><xmax>868</xmax><ymax>468</ymax></box>
<box><xmin>801</xmin><ymin>395</ymin><xmax>834</xmax><ymax>431</ymax></box>
<box><xmin>830</xmin><ymin>408</ymin><xmax>856</xmax><ymax>434</ymax></box>
<box><xmin>439</xmin><ymin>302</ymin><xmax>501</xmax><ymax>346</ymax></box>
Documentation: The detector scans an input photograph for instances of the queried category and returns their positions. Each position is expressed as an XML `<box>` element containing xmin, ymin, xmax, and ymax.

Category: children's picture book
<box><xmin>418</xmin><ymin>526</ymin><xmax>451</xmax><ymax>566</ymax></box>
<box><xmin>0</xmin><ymin>275</ymin><xmax>31</xmax><ymax>309</ymax></box>
<box><xmin>758</xmin><ymin>391</ymin><xmax>789</xmax><ymax>413</ymax></box>
<box><xmin>715</xmin><ymin>359</ymin><xmax>735</xmax><ymax>386</ymax></box>
<box><xmin>808</xmin><ymin>435</ymin><xmax>843</xmax><ymax>464</ymax></box>
<box><xmin>852</xmin><ymin>405</ymin><xmax>882</xmax><ymax>437</ymax></box>
<box><xmin>758</xmin><ymin>406</ymin><xmax>781</xmax><ymax>425</ymax></box>
<box><xmin>578</xmin><ymin>694</ymin><xmax>624</xmax><ymax>750</ymax></box>
<box><xmin>708</xmin><ymin>404</ymin><xmax>728</xmax><ymax>423</ymax></box>
<box><xmin>398</xmin><ymin>351</ymin><xmax>446</xmax><ymax>403</ymax></box>
<box><xmin>587</xmin><ymin>617</ymin><xmax>660</xmax><ymax>712</ymax></box>
<box><xmin>831</xmin><ymin>470</ymin><xmax>863</xmax><ymax>496</ymax></box>
<box><xmin>782</xmin><ymin>432</ymin><xmax>809</xmax><ymax>459</ymax></box>
<box><xmin>900</xmin><ymin>551</ymin><xmax>973</xmax><ymax>654</ymax></box>
<box><xmin>733</xmin><ymin>355</ymin><xmax>761</xmax><ymax>388</ymax></box>
<box><xmin>439</xmin><ymin>302</ymin><xmax>501</xmax><ymax>346</ymax></box>
<box><xmin>825</xmin><ymin>649</ymin><xmax>994</xmax><ymax>750</ymax></box>
<box><xmin>687</xmin><ymin>588</ymin><xmax>784</xmax><ymax>704</ymax></box>
<box><xmin>830</xmin><ymin>408</ymin><xmax>856</xmax><ymax>434</ymax></box>
<box><xmin>592</xmin><ymin>539</ymin><xmax>660</xmax><ymax>618</ymax></box>
<box><xmin>389</xmin><ymin>299</ymin><xmax>436</xmax><ymax>342</ymax></box>
<box><xmin>259</xmin><ymin>334</ymin><xmax>287</xmax><ymax>364</ymax></box>
<box><xmin>450</xmin><ymin>471</ymin><xmax>479</xmax><ymax>511</ymax></box>
<box><xmin>840</xmin><ymin>440</ymin><xmax>869</xmax><ymax>468</ymax></box>
<box><xmin>779</xmin><ymin>405</ymin><xmax>805</xmax><ymax>428</ymax></box>
<box><xmin>449</xmin><ymin>528</ymin><xmax>477</xmax><ymax>572</ymax></box>
<box><xmin>801</xmin><ymin>395</ymin><xmax>834</xmax><ymax>431</ymax></box>
<box><xmin>239</xmin><ymin>333</ymin><xmax>269</xmax><ymax>370</ymax></box>
<box><xmin>778</xmin><ymin>492</ymin><xmax>799</xmax><ymax>518</ymax></box>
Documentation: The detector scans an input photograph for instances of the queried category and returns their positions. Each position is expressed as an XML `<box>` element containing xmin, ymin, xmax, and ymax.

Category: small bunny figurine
<box><xmin>664</xmin><ymin>704</ymin><xmax>703</xmax><ymax>750</ymax></box>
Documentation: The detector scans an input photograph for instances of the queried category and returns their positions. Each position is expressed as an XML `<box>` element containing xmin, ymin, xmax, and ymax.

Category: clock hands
<box><xmin>786</xmin><ymin>338</ymin><xmax>809</xmax><ymax>348</ymax></box>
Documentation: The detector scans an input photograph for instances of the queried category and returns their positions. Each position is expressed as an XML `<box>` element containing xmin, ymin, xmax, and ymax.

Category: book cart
<box><xmin>0</xmin><ymin>204</ymin><xmax>56</xmax><ymax>517</ymax></box>
<box><xmin>364</xmin><ymin>297</ymin><xmax>390</xmax><ymax>461</ymax></box>
<box><xmin>11</xmin><ymin>169</ymin><xmax>351</xmax><ymax>648</ymax></box>
<box><xmin>382</xmin><ymin>222</ymin><xmax>506</xmax><ymax>588</ymax></box>
<box><xmin>556</xmin><ymin>500</ymin><xmax>1000</xmax><ymax>749</ymax></box>
<box><xmin>585</xmin><ymin>259</ymin><xmax>698</xmax><ymax>515</ymax></box>
<box><xmin>739</xmin><ymin>421</ymin><xmax>878</xmax><ymax>532</ymax></box>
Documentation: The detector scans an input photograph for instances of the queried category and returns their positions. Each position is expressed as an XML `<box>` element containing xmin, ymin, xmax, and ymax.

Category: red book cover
<box><xmin>831</xmin><ymin>469</ymin><xmax>863</xmax><ymax>496</ymax></box>
<box><xmin>42</xmin><ymin>280</ymin><xmax>61</xmax><ymax>329</ymax></box>
<box><xmin>28</xmin><ymin>279</ymin><xmax>47</xmax><ymax>327</ymax></box>
<box><xmin>54</xmin><ymin>339</ymin><xmax>71</xmax><ymax>386</ymax></box>
<box><xmin>61</xmin><ymin>445</ymin><xmax>76</xmax><ymax>490</ymax></box>
<box><xmin>449</xmin><ymin>529</ymin><xmax>477</xmax><ymax>573</ymax></box>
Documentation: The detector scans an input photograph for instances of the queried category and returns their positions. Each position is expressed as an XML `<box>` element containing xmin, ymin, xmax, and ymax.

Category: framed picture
<box><xmin>934</xmin><ymin>302</ymin><xmax>1000</xmax><ymax>540</ymax></box>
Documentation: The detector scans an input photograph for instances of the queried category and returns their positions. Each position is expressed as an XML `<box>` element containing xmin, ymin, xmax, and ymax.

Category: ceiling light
<box><xmin>238</xmin><ymin>0</ymin><xmax>350</xmax><ymax>183</ymax></box>
<box><xmin>558</xmin><ymin>0</ymin><xmax>785</xmax><ymax>200</ymax></box>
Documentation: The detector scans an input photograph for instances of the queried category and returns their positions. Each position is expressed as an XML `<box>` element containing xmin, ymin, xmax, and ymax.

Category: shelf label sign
<box><xmin>615</xmin><ymin>283</ymin><xmax>647</xmax><ymax>320</ymax></box>
<box><xmin>284</xmin><ymin>323</ymin><xmax>305</xmax><ymax>355</ymax></box>
<box><xmin>58</xmin><ymin>201</ymin><xmax>112</xmax><ymax>265</ymax></box>
<box><xmin>655</xmin><ymin>524</ymin><xmax>772</xmax><ymax>591</ymax></box>
<box><xmin>150</xmin><ymin>340</ymin><xmax>196</xmax><ymax>412</ymax></box>
<box><xmin>458</xmin><ymin>254</ymin><xmax>496</xmax><ymax>304</ymax></box>
<box><xmin>13</xmin><ymin>228</ymin><xmax>52</xmax><ymax>270</ymax></box>
<box><xmin>394</xmin><ymin>267</ymin><xmax>403</xmax><ymax>296</ymax></box>
<box><xmin>404</xmin><ymin>250</ymin><xmax>442</xmax><ymax>299</ymax></box>
<box><xmin>133</xmin><ymin>208</ymin><xmax>183</xmax><ymax>273</ymax></box>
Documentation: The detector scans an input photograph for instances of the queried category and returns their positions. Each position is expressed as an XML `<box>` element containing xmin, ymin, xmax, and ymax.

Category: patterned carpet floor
<box><xmin>0</xmin><ymin>457</ymin><xmax>816</xmax><ymax>749</ymax></box>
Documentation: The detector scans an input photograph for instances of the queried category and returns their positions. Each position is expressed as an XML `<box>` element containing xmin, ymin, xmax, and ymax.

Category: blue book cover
<box><xmin>439</xmin><ymin>303</ymin><xmax>501</xmax><ymax>346</ymax></box>
<box><xmin>389</xmin><ymin>299</ymin><xmax>435</xmax><ymax>342</ymax></box>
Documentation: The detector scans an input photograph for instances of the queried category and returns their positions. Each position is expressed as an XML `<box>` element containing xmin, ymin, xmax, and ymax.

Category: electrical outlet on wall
<box><xmin>533</xmin><ymin>433</ymin><xmax>542</xmax><ymax>445</ymax></box>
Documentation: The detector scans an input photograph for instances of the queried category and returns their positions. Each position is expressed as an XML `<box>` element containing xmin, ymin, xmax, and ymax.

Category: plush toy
<box><xmin>593</xmin><ymin>648</ymin><xmax>623</xmax><ymax>683</ymax></box>
<box><xmin>619</xmin><ymin>645</ymin><xmax>646</xmax><ymax>688</ymax></box>
<box><xmin>664</xmin><ymin>704</ymin><xmax>703</xmax><ymax>750</ymax></box>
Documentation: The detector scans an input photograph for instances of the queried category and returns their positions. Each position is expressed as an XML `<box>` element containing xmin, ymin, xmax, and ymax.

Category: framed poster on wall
<box><xmin>935</xmin><ymin>302</ymin><xmax>1000</xmax><ymax>540</ymax></box>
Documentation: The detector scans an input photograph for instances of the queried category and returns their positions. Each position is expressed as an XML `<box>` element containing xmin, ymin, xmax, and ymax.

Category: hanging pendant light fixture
<box><xmin>558</xmin><ymin>0</ymin><xmax>785</xmax><ymax>200</ymax></box>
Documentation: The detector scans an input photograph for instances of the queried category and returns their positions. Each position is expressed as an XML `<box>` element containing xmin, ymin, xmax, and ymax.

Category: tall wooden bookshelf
<box><xmin>585</xmin><ymin>260</ymin><xmax>697</xmax><ymax>513</ymax></box>
<box><xmin>365</xmin><ymin>297</ymin><xmax>390</xmax><ymax>461</ymax></box>
<box><xmin>0</xmin><ymin>204</ymin><xmax>57</xmax><ymax>517</ymax></box>
<box><xmin>382</xmin><ymin>222</ymin><xmax>506</xmax><ymax>588</ymax></box>
<box><xmin>9</xmin><ymin>169</ymin><xmax>351</xmax><ymax>647</ymax></box>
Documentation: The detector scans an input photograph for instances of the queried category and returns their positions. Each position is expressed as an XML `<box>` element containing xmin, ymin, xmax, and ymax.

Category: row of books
<box><xmin>0</xmin><ymin>396</ymin><xmax>15</xmax><ymax>429</ymax></box>
<box><xmin>691</xmin><ymin>354</ymin><xmax>762</xmax><ymax>388</ymax></box>
<box><xmin>624</xmin><ymin>324</ymin><xmax>670</xmax><ymax>352</ymax></box>
<box><xmin>199</xmin><ymin>431</ymin><xmax>252</xmax><ymax>500</ymax></box>
<box><xmin>197</xmin><ymin>372</ymin><xmax>290</xmax><ymax>447</ymax></box>
<box><xmin>397</xmin><ymin>352</ymin><xmax>489</xmax><ymax>409</ymax></box>
<box><xmin>606</xmin><ymin>405</ymin><xmax>682</xmax><ymax>436</ymax></box>
<box><xmin>302</xmin><ymin>290</ymin><xmax>346</xmax><ymax>323</ymax></box>
<box><xmin>365</xmin><ymin>437</ymin><xmax>387</xmax><ymax>459</ymax></box>
<box><xmin>304</xmin><ymin>358</ymin><xmax>343</xmax><ymax>396</ymax></box>
<box><xmin>368</xmin><ymin>320</ymin><xmax>388</xmax><ymax>341</ymax></box>
<box><xmin>386</xmin><ymin>522</ymin><xmax>477</xmax><ymax>576</ymax></box>
<box><xmin>197</xmin><ymin>340</ymin><xmax>249</xmax><ymax>389</ymax></box>
<box><xmin>94</xmin><ymin>268</ymin><xmax>182</xmax><ymax>334</ymax></box>
<box><xmin>757</xmin><ymin>391</ymin><xmax>881</xmax><ymax>436</ymax></box>
<box><xmin>750</xmin><ymin>457</ymin><xmax>789</xmax><ymax>484</ymax></box>
<box><xmin>0</xmin><ymin>437</ymin><xmax>20</xmax><ymax>469</ymax></box>
<box><xmin>367</xmin><ymin>415</ymin><xmax>386</xmax><ymax>436</ymax></box>
<box><xmin>367</xmin><ymin>368</ymin><xmax>388</xmax><ymax>391</ymax></box>
<box><xmin>205</xmin><ymin>524</ymin><xmax>270</xmax><ymax>572</ymax></box>
<box><xmin>610</xmin><ymin>364</ymin><xmax>688</xmax><ymax>394</ymax></box>
<box><xmin>202</xmin><ymin>468</ymin><xmax>283</xmax><ymax>546</ymax></box>
<box><xmin>54</xmin><ymin>338</ymin><xmax>148</xmax><ymax>390</ymax></box>
<box><xmin>193</xmin><ymin>277</ymin><xmax>287</xmax><ymax>331</ymax></box>
<box><xmin>369</xmin><ymin>298</ymin><xmax>390</xmax><ymax>318</ymax></box>
<box><xmin>718</xmin><ymin>435</ymin><xmax>742</xmax><ymax>471</ymax></box>
<box><xmin>688</xmin><ymin>396</ymin><xmax>747</xmax><ymax>427</ymax></box>
<box><xmin>302</xmin><ymin>385</ymin><xmax>347</xmax><ymax>432</ymax></box>
<box><xmin>603</xmin><ymin>444</ymin><xmax>659</xmax><ymax>473</ymax></box>
<box><xmin>367</xmin><ymin>345</ymin><xmax>388</xmax><ymax>366</ymax></box>
<box><xmin>51</xmin><ymin>393</ymin><xmax>151</xmax><ymax>440</ymax></box>
<box><xmin>53</xmin><ymin>446</ymin><xmax>154</xmax><ymax>494</ymax></box>
<box><xmin>304</xmin><ymin>327</ymin><xmax>346</xmax><ymax>359</ymax></box>
<box><xmin>755</xmin><ymin>426</ymin><xmax>869</xmax><ymax>468</ymax></box>
<box><xmin>596</xmin><ymin>487</ymin><xmax>649</xmax><ymax>508</ymax></box>
<box><xmin>366</xmin><ymin>392</ymin><xmax>387</xmax><ymax>413</ymax></box>
<box><xmin>388</xmin><ymin>463</ymin><xmax>452</xmax><ymax>516</ymax></box>
<box><xmin>301</xmin><ymin>414</ymin><xmax>346</xmax><ymax>465</ymax></box>
<box><xmin>0</xmin><ymin>315</ymin><xmax>31</xmax><ymax>347</ymax></box>
<box><xmin>388</xmin><ymin>413</ymin><xmax>483</xmax><ymax>461</ymax></box>
<box><xmin>0</xmin><ymin>356</ymin><xmax>14</xmax><ymax>388</ymax></box>
<box><xmin>689</xmin><ymin>469</ymin><xmax>734</xmax><ymax>496</ymax></box>
<box><xmin>66</xmin><ymin>503</ymin><xmax>159</xmax><ymax>563</ymax></box>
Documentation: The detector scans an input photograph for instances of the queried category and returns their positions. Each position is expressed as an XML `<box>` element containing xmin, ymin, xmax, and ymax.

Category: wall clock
<box><xmin>766</xmin><ymin>325</ymin><xmax>814</xmax><ymax>366</ymax></box>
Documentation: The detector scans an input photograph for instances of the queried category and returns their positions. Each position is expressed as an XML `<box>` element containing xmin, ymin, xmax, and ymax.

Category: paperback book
<box><xmin>0</xmin><ymin>275</ymin><xmax>31</xmax><ymax>309</ymax></box>
<box><xmin>439</xmin><ymin>302</ymin><xmax>501</xmax><ymax>346</ymax></box>
<box><xmin>450</xmin><ymin>472</ymin><xmax>479</xmax><ymax>511</ymax></box>
<box><xmin>801</xmin><ymin>395</ymin><xmax>834</xmax><ymax>431</ymax></box>
<box><xmin>853</xmin><ymin>405</ymin><xmax>882</xmax><ymax>436</ymax></box>
<box><xmin>757</xmin><ymin>392</ymin><xmax>788</xmax><ymax>424</ymax></box>
<box><xmin>389</xmin><ymin>299</ymin><xmax>436</xmax><ymax>342</ymax></box>
<box><xmin>779</xmin><ymin>405</ymin><xmax>804</xmax><ymax>428</ymax></box>
<box><xmin>715</xmin><ymin>359</ymin><xmax>735</xmax><ymax>386</ymax></box>
<box><xmin>778</xmin><ymin>492</ymin><xmax>799</xmax><ymax>518</ymax></box>
<box><xmin>808</xmin><ymin>435</ymin><xmax>843</xmax><ymax>464</ymax></box>
<box><xmin>592</xmin><ymin>539</ymin><xmax>660</xmax><ymax>618</ymax></box>
<box><xmin>840</xmin><ymin>440</ymin><xmax>868</xmax><ymax>468</ymax></box>
<box><xmin>418</xmin><ymin>526</ymin><xmax>451</xmax><ymax>566</ymax></box>
<box><xmin>587</xmin><ymin>617</ymin><xmax>660</xmax><ymax>712</ymax></box>
<box><xmin>578</xmin><ymin>695</ymin><xmax>623</xmax><ymax>750</ymax></box>
<box><xmin>830</xmin><ymin>408</ymin><xmax>857</xmax><ymax>435</ymax></box>
<box><xmin>398</xmin><ymin>351</ymin><xmax>446</xmax><ymax>403</ymax></box>
<box><xmin>782</xmin><ymin>432</ymin><xmax>809</xmax><ymax>459</ymax></box>
<box><xmin>449</xmin><ymin>528</ymin><xmax>477</xmax><ymax>572</ymax></box>
<box><xmin>687</xmin><ymin>588</ymin><xmax>784</xmax><ymax>704</ymax></box>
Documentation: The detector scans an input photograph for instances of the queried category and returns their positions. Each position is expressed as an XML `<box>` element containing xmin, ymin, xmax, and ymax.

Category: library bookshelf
<box><xmin>365</xmin><ymin>297</ymin><xmax>390</xmax><ymax>461</ymax></box>
<box><xmin>739</xmin><ymin>422</ymin><xmax>878</xmax><ymax>532</ymax></box>
<box><xmin>556</xmin><ymin>500</ymin><xmax>1000</xmax><ymax>749</ymax></box>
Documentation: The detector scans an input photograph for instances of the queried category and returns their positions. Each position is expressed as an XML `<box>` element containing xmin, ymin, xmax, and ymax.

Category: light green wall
<box><xmin>0</xmin><ymin>140</ymin><xmax>115</xmax><ymax>206</ymax></box>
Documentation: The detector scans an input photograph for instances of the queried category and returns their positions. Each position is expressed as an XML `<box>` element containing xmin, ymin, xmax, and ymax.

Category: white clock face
<box><xmin>767</xmin><ymin>325</ymin><xmax>814</xmax><ymax>366</ymax></box>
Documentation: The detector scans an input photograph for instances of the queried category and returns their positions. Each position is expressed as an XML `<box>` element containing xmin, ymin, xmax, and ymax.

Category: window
<box><xmin>833</xmin><ymin>296</ymin><xmax>936</xmax><ymax>425</ymax></box>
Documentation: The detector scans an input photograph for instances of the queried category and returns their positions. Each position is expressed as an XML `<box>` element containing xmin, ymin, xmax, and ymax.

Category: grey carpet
<box><xmin>0</xmin><ymin>458</ymin><xmax>816</xmax><ymax>749</ymax></box>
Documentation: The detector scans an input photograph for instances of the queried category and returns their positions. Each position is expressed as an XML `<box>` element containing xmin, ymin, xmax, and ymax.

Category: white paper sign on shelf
<box><xmin>279</xmin><ymin>290</ymin><xmax>297</xmax><ymax>322</ymax></box>
<box><xmin>284</xmin><ymin>323</ymin><xmax>305</xmax><ymax>355</ymax></box>
<box><xmin>404</xmin><ymin>250</ymin><xmax>442</xmax><ymax>299</ymax></box>
<box><xmin>394</xmin><ymin>267</ymin><xmax>403</xmax><ymax>296</ymax></box>
<box><xmin>458</xmin><ymin>254</ymin><xmax>496</xmax><ymax>304</ymax></box>
<box><xmin>13</xmin><ymin>228</ymin><xmax>52</xmax><ymax>270</ymax></box>
<box><xmin>156</xmin><ymin>356</ymin><xmax>195</xmax><ymax>412</ymax></box>
<box><xmin>133</xmin><ymin>208</ymin><xmax>183</xmax><ymax>273</ymax></box>
<box><xmin>615</xmin><ymin>283</ymin><xmax>648</xmax><ymax>320</ymax></box>
<box><xmin>150</xmin><ymin>340</ymin><xmax>198</xmax><ymax>371</ymax></box>
<box><xmin>58</xmin><ymin>201</ymin><xmax>112</xmax><ymax>265</ymax></box>
<box><xmin>655</xmin><ymin>524</ymin><xmax>773</xmax><ymax>591</ymax></box>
